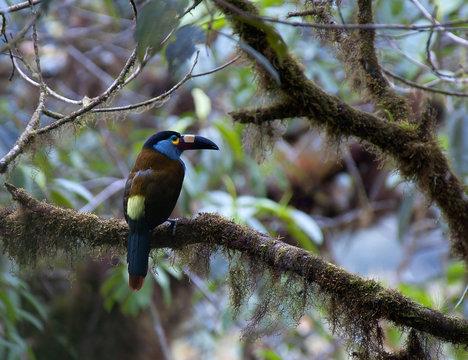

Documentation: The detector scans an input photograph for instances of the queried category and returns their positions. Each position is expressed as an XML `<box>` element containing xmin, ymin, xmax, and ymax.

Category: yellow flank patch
<box><xmin>127</xmin><ymin>195</ymin><xmax>145</xmax><ymax>220</ymax></box>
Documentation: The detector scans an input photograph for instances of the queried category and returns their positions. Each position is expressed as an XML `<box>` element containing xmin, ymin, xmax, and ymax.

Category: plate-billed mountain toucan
<box><xmin>123</xmin><ymin>130</ymin><xmax>219</xmax><ymax>290</ymax></box>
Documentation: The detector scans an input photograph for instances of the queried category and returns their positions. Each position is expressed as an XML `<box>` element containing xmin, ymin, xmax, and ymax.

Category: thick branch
<box><xmin>1</xmin><ymin>183</ymin><xmax>467</xmax><ymax>345</ymax></box>
<box><xmin>356</xmin><ymin>0</ymin><xmax>411</xmax><ymax>121</ymax></box>
<box><xmin>229</xmin><ymin>101</ymin><xmax>300</xmax><ymax>123</ymax></box>
<box><xmin>215</xmin><ymin>0</ymin><xmax>468</xmax><ymax>261</ymax></box>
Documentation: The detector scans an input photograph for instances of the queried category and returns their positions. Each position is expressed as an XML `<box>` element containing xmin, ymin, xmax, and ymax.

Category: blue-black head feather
<box><xmin>143</xmin><ymin>131</ymin><xmax>180</xmax><ymax>149</ymax></box>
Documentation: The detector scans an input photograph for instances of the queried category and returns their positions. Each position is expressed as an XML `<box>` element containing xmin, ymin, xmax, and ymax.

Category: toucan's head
<box><xmin>143</xmin><ymin>130</ymin><xmax>219</xmax><ymax>160</ymax></box>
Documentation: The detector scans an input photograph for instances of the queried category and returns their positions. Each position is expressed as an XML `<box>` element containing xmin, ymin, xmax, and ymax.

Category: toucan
<box><xmin>123</xmin><ymin>130</ymin><xmax>219</xmax><ymax>290</ymax></box>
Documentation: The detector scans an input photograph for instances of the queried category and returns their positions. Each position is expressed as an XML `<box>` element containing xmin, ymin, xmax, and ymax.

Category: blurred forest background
<box><xmin>0</xmin><ymin>0</ymin><xmax>468</xmax><ymax>359</ymax></box>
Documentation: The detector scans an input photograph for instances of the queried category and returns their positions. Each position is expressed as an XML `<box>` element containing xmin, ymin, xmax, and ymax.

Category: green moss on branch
<box><xmin>1</xmin><ymin>183</ymin><xmax>467</xmax><ymax>351</ymax></box>
<box><xmin>215</xmin><ymin>0</ymin><xmax>468</xmax><ymax>261</ymax></box>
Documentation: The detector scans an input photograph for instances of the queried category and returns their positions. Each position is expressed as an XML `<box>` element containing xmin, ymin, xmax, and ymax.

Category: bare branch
<box><xmin>0</xmin><ymin>90</ymin><xmax>46</xmax><ymax>173</ymax></box>
<box><xmin>93</xmin><ymin>51</ymin><xmax>200</xmax><ymax>113</ymax></box>
<box><xmin>12</xmin><ymin>57</ymin><xmax>83</xmax><ymax>104</ymax></box>
<box><xmin>212</xmin><ymin>0</ymin><xmax>468</xmax><ymax>32</ymax></box>
<box><xmin>0</xmin><ymin>48</ymin><xmax>137</xmax><ymax>174</ymax></box>
<box><xmin>410</xmin><ymin>0</ymin><xmax>468</xmax><ymax>47</ymax></box>
<box><xmin>35</xmin><ymin>48</ymin><xmax>137</xmax><ymax>135</ymax></box>
<box><xmin>93</xmin><ymin>52</ymin><xmax>241</xmax><ymax>115</ymax></box>
<box><xmin>383</xmin><ymin>68</ymin><xmax>468</xmax><ymax>97</ymax></box>
<box><xmin>78</xmin><ymin>179</ymin><xmax>126</xmax><ymax>213</ymax></box>
<box><xmin>192</xmin><ymin>54</ymin><xmax>241</xmax><ymax>77</ymax></box>
<box><xmin>0</xmin><ymin>0</ymin><xmax>40</xmax><ymax>15</ymax></box>
<box><xmin>0</xmin><ymin>9</ymin><xmax>41</xmax><ymax>53</ymax></box>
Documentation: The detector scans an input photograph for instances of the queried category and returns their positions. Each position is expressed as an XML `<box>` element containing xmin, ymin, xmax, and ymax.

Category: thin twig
<box><xmin>192</xmin><ymin>54</ymin><xmax>240</xmax><ymax>77</ymax></box>
<box><xmin>94</xmin><ymin>52</ymin><xmax>240</xmax><ymax>114</ymax></box>
<box><xmin>35</xmin><ymin>48</ymin><xmax>138</xmax><ymax>135</ymax></box>
<box><xmin>0</xmin><ymin>9</ymin><xmax>41</xmax><ymax>53</ymax></box>
<box><xmin>29</xmin><ymin>0</ymin><xmax>43</xmax><ymax>82</ymax></box>
<box><xmin>149</xmin><ymin>303</ymin><xmax>172</xmax><ymax>360</ymax></box>
<box><xmin>0</xmin><ymin>0</ymin><xmax>40</xmax><ymax>15</ymax></box>
<box><xmin>383</xmin><ymin>68</ymin><xmax>468</xmax><ymax>97</ymax></box>
<box><xmin>98</xmin><ymin>121</ymin><xmax>129</xmax><ymax>176</ymax></box>
<box><xmin>180</xmin><ymin>0</ymin><xmax>203</xmax><ymax>18</ymax></box>
<box><xmin>212</xmin><ymin>0</ymin><xmax>468</xmax><ymax>31</ymax></box>
<box><xmin>12</xmin><ymin>57</ymin><xmax>83</xmax><ymax>104</ymax></box>
<box><xmin>0</xmin><ymin>48</ymin><xmax>136</xmax><ymax>173</ymax></box>
<box><xmin>128</xmin><ymin>0</ymin><xmax>137</xmax><ymax>20</ymax></box>
<box><xmin>343</xmin><ymin>147</ymin><xmax>372</xmax><ymax>225</ymax></box>
<box><xmin>383</xmin><ymin>35</ymin><xmax>468</xmax><ymax>83</ymax></box>
<box><xmin>410</xmin><ymin>0</ymin><xmax>468</xmax><ymax>47</ymax></box>
<box><xmin>79</xmin><ymin>179</ymin><xmax>126</xmax><ymax>213</ymax></box>
<box><xmin>93</xmin><ymin>51</ymin><xmax>201</xmax><ymax>113</ymax></box>
<box><xmin>0</xmin><ymin>91</ymin><xmax>46</xmax><ymax>173</ymax></box>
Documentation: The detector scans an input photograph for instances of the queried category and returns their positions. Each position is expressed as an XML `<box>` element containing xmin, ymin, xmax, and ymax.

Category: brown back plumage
<box><xmin>123</xmin><ymin>148</ymin><xmax>185</xmax><ymax>229</ymax></box>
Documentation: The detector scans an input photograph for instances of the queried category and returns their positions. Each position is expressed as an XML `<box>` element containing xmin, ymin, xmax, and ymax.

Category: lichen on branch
<box><xmin>1</xmin><ymin>183</ymin><xmax>467</xmax><ymax>358</ymax></box>
<box><xmin>214</xmin><ymin>0</ymin><xmax>468</xmax><ymax>262</ymax></box>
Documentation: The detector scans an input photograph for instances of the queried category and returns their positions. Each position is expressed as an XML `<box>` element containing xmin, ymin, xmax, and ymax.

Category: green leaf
<box><xmin>220</xmin><ymin>32</ymin><xmax>281</xmax><ymax>84</ymax></box>
<box><xmin>289</xmin><ymin>209</ymin><xmax>323</xmax><ymax>245</ymax></box>
<box><xmin>215</xmin><ymin>121</ymin><xmax>243</xmax><ymax>161</ymax></box>
<box><xmin>0</xmin><ymin>289</ymin><xmax>17</xmax><ymax>325</ymax></box>
<box><xmin>18</xmin><ymin>165</ymin><xmax>47</xmax><ymax>192</ymax></box>
<box><xmin>446</xmin><ymin>261</ymin><xmax>466</xmax><ymax>284</ymax></box>
<box><xmin>19</xmin><ymin>290</ymin><xmax>47</xmax><ymax>320</ymax></box>
<box><xmin>135</xmin><ymin>0</ymin><xmax>189</xmax><ymax>60</ymax></box>
<box><xmin>17</xmin><ymin>309</ymin><xmax>44</xmax><ymax>331</ymax></box>
<box><xmin>165</xmin><ymin>25</ymin><xmax>205</xmax><ymax>73</ymax></box>
<box><xmin>54</xmin><ymin>178</ymin><xmax>94</xmax><ymax>202</ymax></box>
<box><xmin>50</xmin><ymin>189</ymin><xmax>74</xmax><ymax>208</ymax></box>
<box><xmin>154</xmin><ymin>269</ymin><xmax>172</xmax><ymax>306</ymax></box>
<box><xmin>191</xmin><ymin>88</ymin><xmax>211</xmax><ymax>122</ymax></box>
<box><xmin>397</xmin><ymin>284</ymin><xmax>433</xmax><ymax>307</ymax></box>
<box><xmin>235</xmin><ymin>16</ymin><xmax>287</xmax><ymax>63</ymax></box>
<box><xmin>256</xmin><ymin>349</ymin><xmax>283</xmax><ymax>360</ymax></box>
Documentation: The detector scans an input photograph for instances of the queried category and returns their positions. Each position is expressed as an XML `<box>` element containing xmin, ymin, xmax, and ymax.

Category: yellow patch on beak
<box><xmin>127</xmin><ymin>195</ymin><xmax>145</xmax><ymax>220</ymax></box>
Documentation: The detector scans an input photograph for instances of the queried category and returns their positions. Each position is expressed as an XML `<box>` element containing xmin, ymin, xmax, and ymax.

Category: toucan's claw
<box><xmin>167</xmin><ymin>218</ymin><xmax>178</xmax><ymax>237</ymax></box>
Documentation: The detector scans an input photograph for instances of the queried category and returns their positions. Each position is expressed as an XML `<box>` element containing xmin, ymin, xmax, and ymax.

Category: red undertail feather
<box><xmin>129</xmin><ymin>275</ymin><xmax>145</xmax><ymax>291</ymax></box>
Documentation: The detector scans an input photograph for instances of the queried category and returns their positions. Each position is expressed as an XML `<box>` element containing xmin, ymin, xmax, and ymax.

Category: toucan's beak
<box><xmin>177</xmin><ymin>134</ymin><xmax>219</xmax><ymax>151</ymax></box>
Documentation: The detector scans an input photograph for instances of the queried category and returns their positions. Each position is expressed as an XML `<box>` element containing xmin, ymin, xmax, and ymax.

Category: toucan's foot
<box><xmin>167</xmin><ymin>218</ymin><xmax>178</xmax><ymax>237</ymax></box>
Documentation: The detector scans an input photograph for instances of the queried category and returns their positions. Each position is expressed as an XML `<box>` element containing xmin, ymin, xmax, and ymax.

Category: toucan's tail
<box><xmin>127</xmin><ymin>219</ymin><xmax>151</xmax><ymax>291</ymax></box>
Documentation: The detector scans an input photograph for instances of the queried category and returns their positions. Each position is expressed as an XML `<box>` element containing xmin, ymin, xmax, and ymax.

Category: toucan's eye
<box><xmin>170</xmin><ymin>134</ymin><xmax>179</xmax><ymax>144</ymax></box>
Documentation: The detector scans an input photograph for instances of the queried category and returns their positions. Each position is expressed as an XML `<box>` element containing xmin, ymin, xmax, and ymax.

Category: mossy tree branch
<box><xmin>1</xmin><ymin>183</ymin><xmax>468</xmax><ymax>346</ymax></box>
<box><xmin>215</xmin><ymin>0</ymin><xmax>468</xmax><ymax>261</ymax></box>
<box><xmin>356</xmin><ymin>0</ymin><xmax>411</xmax><ymax>121</ymax></box>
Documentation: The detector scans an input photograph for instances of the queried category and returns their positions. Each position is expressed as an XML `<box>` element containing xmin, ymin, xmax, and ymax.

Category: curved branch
<box><xmin>383</xmin><ymin>68</ymin><xmax>468</xmax><ymax>97</ymax></box>
<box><xmin>410</xmin><ymin>0</ymin><xmax>468</xmax><ymax>47</ymax></box>
<box><xmin>1</xmin><ymin>183</ymin><xmax>467</xmax><ymax>345</ymax></box>
<box><xmin>214</xmin><ymin>0</ymin><xmax>468</xmax><ymax>261</ymax></box>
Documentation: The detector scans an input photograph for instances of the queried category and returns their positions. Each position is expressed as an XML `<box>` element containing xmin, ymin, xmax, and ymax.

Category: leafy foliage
<box><xmin>0</xmin><ymin>255</ymin><xmax>46</xmax><ymax>360</ymax></box>
<box><xmin>135</xmin><ymin>0</ymin><xmax>189</xmax><ymax>60</ymax></box>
